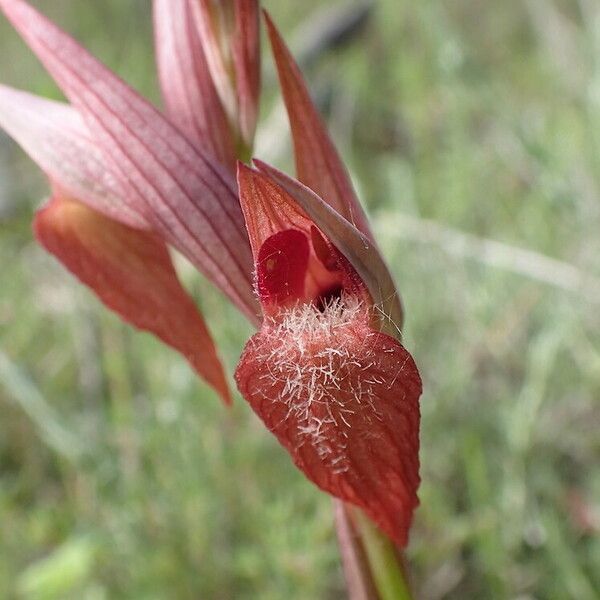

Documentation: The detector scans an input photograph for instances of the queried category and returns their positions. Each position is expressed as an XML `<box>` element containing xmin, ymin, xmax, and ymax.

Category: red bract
<box><xmin>36</xmin><ymin>195</ymin><xmax>231</xmax><ymax>402</ymax></box>
<box><xmin>0</xmin><ymin>0</ymin><xmax>263</xmax><ymax>403</ymax></box>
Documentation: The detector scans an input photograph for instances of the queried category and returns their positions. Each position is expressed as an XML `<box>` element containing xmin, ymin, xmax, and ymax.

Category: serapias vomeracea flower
<box><xmin>233</xmin><ymin>17</ymin><xmax>422</xmax><ymax>545</ymax></box>
<box><xmin>0</xmin><ymin>0</ymin><xmax>422</xmax><ymax>551</ymax></box>
<box><xmin>235</xmin><ymin>161</ymin><xmax>421</xmax><ymax>545</ymax></box>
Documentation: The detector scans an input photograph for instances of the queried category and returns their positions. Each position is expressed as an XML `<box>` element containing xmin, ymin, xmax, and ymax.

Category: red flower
<box><xmin>235</xmin><ymin>162</ymin><xmax>422</xmax><ymax>545</ymax></box>
<box><xmin>234</xmin><ymin>19</ymin><xmax>423</xmax><ymax>542</ymax></box>
<box><xmin>0</xmin><ymin>0</ymin><xmax>422</xmax><ymax>546</ymax></box>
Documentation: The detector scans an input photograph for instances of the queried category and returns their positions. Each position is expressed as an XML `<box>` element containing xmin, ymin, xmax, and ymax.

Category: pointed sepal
<box><xmin>264</xmin><ymin>11</ymin><xmax>372</xmax><ymax>239</ymax></box>
<box><xmin>0</xmin><ymin>84</ymin><xmax>147</xmax><ymax>229</ymax></box>
<box><xmin>35</xmin><ymin>195</ymin><xmax>232</xmax><ymax>405</ymax></box>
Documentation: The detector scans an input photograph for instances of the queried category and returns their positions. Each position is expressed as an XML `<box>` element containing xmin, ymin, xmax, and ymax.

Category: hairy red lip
<box><xmin>236</xmin><ymin>297</ymin><xmax>422</xmax><ymax>545</ymax></box>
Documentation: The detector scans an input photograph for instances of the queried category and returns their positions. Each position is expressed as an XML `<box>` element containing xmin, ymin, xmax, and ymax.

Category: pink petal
<box><xmin>0</xmin><ymin>84</ymin><xmax>147</xmax><ymax>230</ymax></box>
<box><xmin>264</xmin><ymin>12</ymin><xmax>373</xmax><ymax>240</ymax></box>
<box><xmin>0</xmin><ymin>0</ymin><xmax>258</xmax><ymax>322</ymax></box>
<box><xmin>193</xmin><ymin>0</ymin><xmax>238</xmax><ymax>131</ymax></box>
<box><xmin>236</xmin><ymin>303</ymin><xmax>422</xmax><ymax>545</ymax></box>
<box><xmin>36</xmin><ymin>194</ymin><xmax>231</xmax><ymax>405</ymax></box>
<box><xmin>153</xmin><ymin>0</ymin><xmax>236</xmax><ymax>171</ymax></box>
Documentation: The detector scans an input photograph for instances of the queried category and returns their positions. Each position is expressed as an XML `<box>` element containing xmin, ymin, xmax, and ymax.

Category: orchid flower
<box><xmin>235</xmin><ymin>160</ymin><xmax>421</xmax><ymax>547</ymax></box>
<box><xmin>0</xmin><ymin>1</ymin><xmax>422</xmax><ymax>597</ymax></box>
<box><xmin>239</xmin><ymin>14</ymin><xmax>422</xmax><ymax>552</ymax></box>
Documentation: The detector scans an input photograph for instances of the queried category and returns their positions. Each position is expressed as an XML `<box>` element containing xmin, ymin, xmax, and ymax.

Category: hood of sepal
<box><xmin>252</xmin><ymin>160</ymin><xmax>404</xmax><ymax>336</ymax></box>
<box><xmin>237</xmin><ymin>162</ymin><xmax>373</xmax><ymax>318</ymax></box>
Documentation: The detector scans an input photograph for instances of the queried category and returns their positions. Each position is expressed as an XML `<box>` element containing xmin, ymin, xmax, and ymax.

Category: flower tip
<box><xmin>262</xmin><ymin>10</ymin><xmax>288</xmax><ymax>66</ymax></box>
<box><xmin>261</xmin><ymin>8</ymin><xmax>274</xmax><ymax>27</ymax></box>
<box><xmin>219</xmin><ymin>386</ymin><xmax>234</xmax><ymax>407</ymax></box>
<box><xmin>251</xmin><ymin>157</ymin><xmax>268</xmax><ymax>171</ymax></box>
<box><xmin>261</xmin><ymin>8</ymin><xmax>283</xmax><ymax>43</ymax></box>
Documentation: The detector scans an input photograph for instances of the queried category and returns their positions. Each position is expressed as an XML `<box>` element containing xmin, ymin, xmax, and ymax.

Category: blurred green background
<box><xmin>1</xmin><ymin>0</ymin><xmax>599</xmax><ymax>598</ymax></box>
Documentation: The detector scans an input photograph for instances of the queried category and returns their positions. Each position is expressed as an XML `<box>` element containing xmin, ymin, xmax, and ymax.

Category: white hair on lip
<box><xmin>255</xmin><ymin>294</ymin><xmax>378</xmax><ymax>474</ymax></box>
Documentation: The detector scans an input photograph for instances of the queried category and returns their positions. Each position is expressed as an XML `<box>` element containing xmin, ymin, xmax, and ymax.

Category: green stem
<box><xmin>235</xmin><ymin>136</ymin><xmax>253</xmax><ymax>164</ymax></box>
<box><xmin>352</xmin><ymin>509</ymin><xmax>414</xmax><ymax>600</ymax></box>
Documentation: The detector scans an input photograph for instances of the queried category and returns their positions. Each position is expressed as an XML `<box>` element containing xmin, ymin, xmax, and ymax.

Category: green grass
<box><xmin>1</xmin><ymin>1</ymin><xmax>599</xmax><ymax>598</ymax></box>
